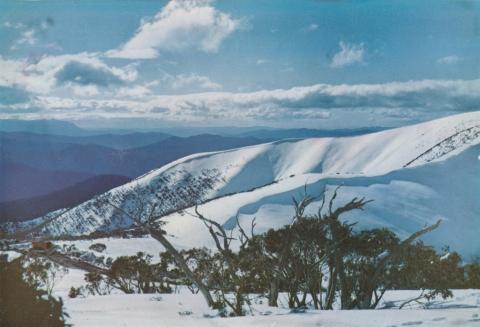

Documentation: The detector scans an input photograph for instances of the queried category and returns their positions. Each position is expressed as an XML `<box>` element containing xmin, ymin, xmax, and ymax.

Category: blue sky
<box><xmin>0</xmin><ymin>0</ymin><xmax>479</xmax><ymax>129</ymax></box>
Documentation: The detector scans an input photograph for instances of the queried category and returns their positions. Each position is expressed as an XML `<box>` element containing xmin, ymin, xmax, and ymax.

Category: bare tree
<box><xmin>189</xmin><ymin>207</ymin><xmax>255</xmax><ymax>316</ymax></box>
<box><xmin>104</xmin><ymin>199</ymin><xmax>216</xmax><ymax>308</ymax></box>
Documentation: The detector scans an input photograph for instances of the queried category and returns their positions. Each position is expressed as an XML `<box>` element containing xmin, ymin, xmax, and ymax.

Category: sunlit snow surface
<box><xmin>63</xmin><ymin>292</ymin><xmax>480</xmax><ymax>327</ymax></box>
<box><xmin>54</xmin><ymin>270</ymin><xmax>480</xmax><ymax>327</ymax></box>
<box><xmin>8</xmin><ymin>112</ymin><xmax>480</xmax><ymax>257</ymax></box>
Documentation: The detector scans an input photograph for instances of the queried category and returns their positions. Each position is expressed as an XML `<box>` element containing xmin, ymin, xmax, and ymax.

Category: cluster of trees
<box><xmin>80</xmin><ymin>252</ymin><xmax>176</xmax><ymax>296</ymax></box>
<box><xmin>89</xmin><ymin>188</ymin><xmax>479</xmax><ymax>316</ymax></box>
<box><xmin>0</xmin><ymin>257</ymin><xmax>68</xmax><ymax>326</ymax></box>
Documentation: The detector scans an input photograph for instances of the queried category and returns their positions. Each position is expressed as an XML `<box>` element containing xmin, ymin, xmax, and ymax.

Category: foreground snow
<box><xmin>61</xmin><ymin>289</ymin><xmax>480</xmax><ymax>327</ymax></box>
<box><xmin>50</xmin><ymin>269</ymin><xmax>480</xmax><ymax>327</ymax></box>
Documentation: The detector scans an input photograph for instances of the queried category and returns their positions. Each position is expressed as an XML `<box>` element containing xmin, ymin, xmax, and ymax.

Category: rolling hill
<box><xmin>6</xmin><ymin>112</ymin><xmax>480</xmax><ymax>257</ymax></box>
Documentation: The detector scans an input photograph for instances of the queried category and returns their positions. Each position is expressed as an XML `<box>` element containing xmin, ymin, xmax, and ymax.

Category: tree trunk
<box><xmin>310</xmin><ymin>288</ymin><xmax>319</xmax><ymax>309</ymax></box>
<box><xmin>268</xmin><ymin>279</ymin><xmax>279</xmax><ymax>307</ymax></box>
<box><xmin>288</xmin><ymin>290</ymin><xmax>296</xmax><ymax>308</ymax></box>
<box><xmin>337</xmin><ymin>256</ymin><xmax>350</xmax><ymax>309</ymax></box>
<box><xmin>299</xmin><ymin>291</ymin><xmax>307</xmax><ymax>307</ymax></box>
<box><xmin>357</xmin><ymin>291</ymin><xmax>373</xmax><ymax>309</ymax></box>
<box><xmin>329</xmin><ymin>218</ymin><xmax>350</xmax><ymax>309</ymax></box>
<box><xmin>148</xmin><ymin>228</ymin><xmax>216</xmax><ymax>308</ymax></box>
<box><xmin>234</xmin><ymin>291</ymin><xmax>244</xmax><ymax>316</ymax></box>
<box><xmin>325</xmin><ymin>266</ymin><xmax>337</xmax><ymax>310</ymax></box>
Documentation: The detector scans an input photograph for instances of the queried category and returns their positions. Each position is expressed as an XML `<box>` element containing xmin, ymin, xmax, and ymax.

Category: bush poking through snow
<box><xmin>68</xmin><ymin>286</ymin><xmax>82</xmax><ymax>298</ymax></box>
<box><xmin>85</xmin><ymin>252</ymin><xmax>178</xmax><ymax>295</ymax></box>
<box><xmin>89</xmin><ymin>243</ymin><xmax>107</xmax><ymax>253</ymax></box>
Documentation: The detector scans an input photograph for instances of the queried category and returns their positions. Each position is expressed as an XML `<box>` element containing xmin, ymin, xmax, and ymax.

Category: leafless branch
<box><xmin>317</xmin><ymin>188</ymin><xmax>326</xmax><ymax>217</ymax></box>
<box><xmin>371</xmin><ymin>220</ymin><xmax>442</xmax><ymax>287</ymax></box>
<box><xmin>328</xmin><ymin>184</ymin><xmax>342</xmax><ymax>215</ymax></box>
<box><xmin>193</xmin><ymin>206</ymin><xmax>233</xmax><ymax>252</ymax></box>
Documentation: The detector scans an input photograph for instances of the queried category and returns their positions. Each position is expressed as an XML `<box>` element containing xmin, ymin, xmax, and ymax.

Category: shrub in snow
<box><xmin>89</xmin><ymin>243</ymin><xmax>107</xmax><ymax>253</ymax></box>
<box><xmin>68</xmin><ymin>286</ymin><xmax>82</xmax><ymax>298</ymax></box>
<box><xmin>79</xmin><ymin>252</ymin><xmax>97</xmax><ymax>263</ymax></box>
<box><xmin>85</xmin><ymin>252</ymin><xmax>175</xmax><ymax>295</ymax></box>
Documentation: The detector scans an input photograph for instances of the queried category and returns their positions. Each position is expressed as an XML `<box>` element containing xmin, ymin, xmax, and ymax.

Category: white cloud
<box><xmin>7</xmin><ymin>18</ymin><xmax>55</xmax><ymax>50</ymax></box>
<box><xmin>71</xmin><ymin>84</ymin><xmax>100</xmax><ymax>97</ymax></box>
<box><xmin>306</xmin><ymin>23</ymin><xmax>318</xmax><ymax>31</ymax></box>
<box><xmin>256</xmin><ymin>59</ymin><xmax>270</xmax><ymax>65</ymax></box>
<box><xmin>437</xmin><ymin>55</ymin><xmax>463</xmax><ymax>65</ymax></box>
<box><xmin>117</xmin><ymin>85</ymin><xmax>152</xmax><ymax>98</ymax></box>
<box><xmin>11</xmin><ymin>29</ymin><xmax>37</xmax><ymax>49</ymax></box>
<box><xmin>107</xmin><ymin>0</ymin><xmax>242</xmax><ymax>59</ymax></box>
<box><xmin>170</xmin><ymin>73</ymin><xmax>222</xmax><ymax>90</ymax></box>
<box><xmin>330</xmin><ymin>41</ymin><xmax>365</xmax><ymax>68</ymax></box>
<box><xmin>2</xmin><ymin>21</ymin><xmax>26</xmax><ymax>29</ymax></box>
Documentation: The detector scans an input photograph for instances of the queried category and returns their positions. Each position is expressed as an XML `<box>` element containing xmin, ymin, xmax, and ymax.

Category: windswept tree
<box><xmin>190</xmin><ymin>208</ymin><xmax>256</xmax><ymax>316</ymax></box>
<box><xmin>240</xmin><ymin>185</ymin><xmax>445</xmax><ymax>310</ymax></box>
<box><xmin>102</xmin><ymin>197</ymin><xmax>217</xmax><ymax>308</ymax></box>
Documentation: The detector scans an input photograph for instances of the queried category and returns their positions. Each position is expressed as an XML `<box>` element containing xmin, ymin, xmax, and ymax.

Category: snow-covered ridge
<box><xmin>10</xmin><ymin>111</ymin><xmax>480</xmax><ymax>240</ymax></box>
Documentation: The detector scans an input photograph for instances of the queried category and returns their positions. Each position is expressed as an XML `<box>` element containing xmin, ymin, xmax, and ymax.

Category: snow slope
<box><xmin>13</xmin><ymin>112</ymin><xmax>480</xmax><ymax>256</ymax></box>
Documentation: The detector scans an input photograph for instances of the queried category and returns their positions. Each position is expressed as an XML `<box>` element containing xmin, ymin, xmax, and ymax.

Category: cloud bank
<box><xmin>2</xmin><ymin>78</ymin><xmax>477</xmax><ymax>127</ymax></box>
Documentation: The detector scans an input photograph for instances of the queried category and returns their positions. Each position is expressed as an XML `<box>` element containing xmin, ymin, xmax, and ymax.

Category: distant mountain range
<box><xmin>0</xmin><ymin>175</ymin><xmax>130</xmax><ymax>222</ymax></box>
<box><xmin>0</xmin><ymin>131</ymin><xmax>172</xmax><ymax>150</ymax></box>
<box><xmin>0</xmin><ymin>119</ymin><xmax>87</xmax><ymax>136</ymax></box>
<box><xmin>0</xmin><ymin>161</ymin><xmax>92</xmax><ymax>202</ymax></box>
<box><xmin>0</xmin><ymin>118</ymin><xmax>388</xmax><ymax>139</ymax></box>
<box><xmin>0</xmin><ymin>133</ymin><xmax>264</xmax><ymax>177</ymax></box>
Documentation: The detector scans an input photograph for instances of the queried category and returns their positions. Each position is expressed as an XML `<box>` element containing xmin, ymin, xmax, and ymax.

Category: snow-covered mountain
<box><xmin>11</xmin><ymin>112</ymin><xmax>480</xmax><ymax>257</ymax></box>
